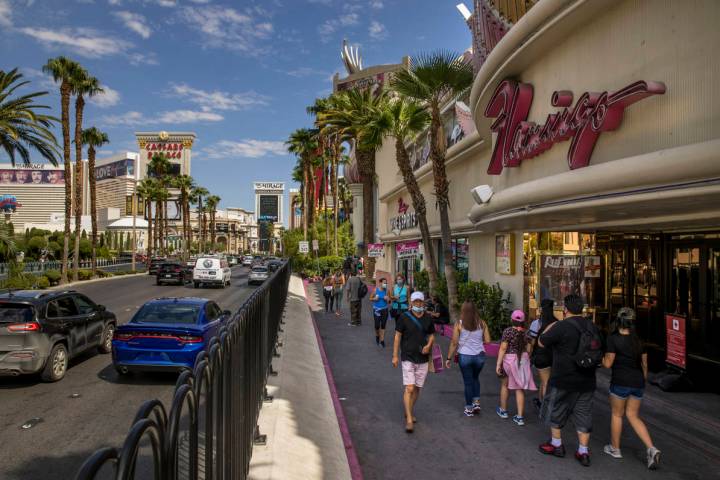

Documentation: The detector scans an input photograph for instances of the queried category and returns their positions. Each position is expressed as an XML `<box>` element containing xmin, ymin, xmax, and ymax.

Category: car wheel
<box><xmin>194</xmin><ymin>282</ymin><xmax>199</xmax><ymax>288</ymax></box>
<box><xmin>115</xmin><ymin>366</ymin><xmax>131</xmax><ymax>376</ymax></box>
<box><xmin>98</xmin><ymin>324</ymin><xmax>114</xmax><ymax>354</ymax></box>
<box><xmin>41</xmin><ymin>343</ymin><xmax>68</xmax><ymax>382</ymax></box>
<box><xmin>156</xmin><ymin>279</ymin><xmax>161</xmax><ymax>286</ymax></box>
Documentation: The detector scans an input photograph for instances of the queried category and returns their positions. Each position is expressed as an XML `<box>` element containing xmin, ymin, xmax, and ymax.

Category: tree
<box><xmin>392</xmin><ymin>51</ymin><xmax>473</xmax><ymax>321</ymax></box>
<box><xmin>286</xmin><ymin>128</ymin><xmax>318</xmax><ymax>241</ymax></box>
<box><xmin>191</xmin><ymin>186</ymin><xmax>209</xmax><ymax>253</ymax></box>
<box><xmin>148</xmin><ymin>153</ymin><xmax>171</xmax><ymax>254</ymax></box>
<box><xmin>43</xmin><ymin>56</ymin><xmax>83</xmax><ymax>284</ymax></box>
<box><xmin>81</xmin><ymin>127</ymin><xmax>109</xmax><ymax>273</ymax></box>
<box><xmin>206</xmin><ymin>195</ymin><xmax>220</xmax><ymax>250</ymax></box>
<box><xmin>0</xmin><ymin>68</ymin><xmax>60</xmax><ymax>166</ymax></box>
<box><xmin>173</xmin><ymin>174</ymin><xmax>194</xmax><ymax>258</ymax></box>
<box><xmin>135</xmin><ymin>178</ymin><xmax>155</xmax><ymax>258</ymax></box>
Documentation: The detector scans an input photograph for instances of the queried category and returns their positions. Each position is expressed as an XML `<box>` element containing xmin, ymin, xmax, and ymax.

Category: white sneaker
<box><xmin>647</xmin><ymin>447</ymin><xmax>660</xmax><ymax>470</ymax></box>
<box><xmin>603</xmin><ymin>444</ymin><xmax>622</xmax><ymax>459</ymax></box>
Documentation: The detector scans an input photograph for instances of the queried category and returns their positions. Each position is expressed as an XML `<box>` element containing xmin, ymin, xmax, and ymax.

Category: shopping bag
<box><xmin>431</xmin><ymin>344</ymin><xmax>444</xmax><ymax>373</ymax></box>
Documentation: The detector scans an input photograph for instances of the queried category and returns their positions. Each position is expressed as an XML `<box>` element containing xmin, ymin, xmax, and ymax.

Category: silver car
<box><xmin>248</xmin><ymin>266</ymin><xmax>269</xmax><ymax>285</ymax></box>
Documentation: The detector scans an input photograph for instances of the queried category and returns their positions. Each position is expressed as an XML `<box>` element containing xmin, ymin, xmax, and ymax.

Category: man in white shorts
<box><xmin>392</xmin><ymin>291</ymin><xmax>435</xmax><ymax>433</ymax></box>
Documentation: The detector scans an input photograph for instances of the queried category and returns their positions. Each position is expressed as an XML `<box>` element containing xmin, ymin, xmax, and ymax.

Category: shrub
<box><xmin>36</xmin><ymin>276</ymin><xmax>50</xmax><ymax>289</ymax></box>
<box><xmin>44</xmin><ymin>269</ymin><xmax>61</xmax><ymax>285</ymax></box>
<box><xmin>78</xmin><ymin>269</ymin><xmax>94</xmax><ymax>281</ymax></box>
<box><xmin>94</xmin><ymin>270</ymin><xmax>112</xmax><ymax>278</ymax></box>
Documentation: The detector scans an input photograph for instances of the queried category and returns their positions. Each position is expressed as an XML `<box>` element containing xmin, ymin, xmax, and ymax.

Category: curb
<box><xmin>49</xmin><ymin>271</ymin><xmax>148</xmax><ymax>290</ymax></box>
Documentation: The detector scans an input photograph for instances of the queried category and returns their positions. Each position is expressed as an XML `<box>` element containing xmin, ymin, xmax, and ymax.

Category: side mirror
<box><xmin>223</xmin><ymin>310</ymin><xmax>232</xmax><ymax>317</ymax></box>
<box><xmin>97</xmin><ymin>305</ymin><xmax>107</xmax><ymax>312</ymax></box>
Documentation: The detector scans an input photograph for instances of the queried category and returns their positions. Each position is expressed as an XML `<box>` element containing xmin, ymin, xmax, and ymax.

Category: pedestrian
<box><xmin>445</xmin><ymin>301</ymin><xmax>491</xmax><ymax>416</ymax></box>
<box><xmin>322</xmin><ymin>273</ymin><xmax>335</xmax><ymax>313</ymax></box>
<box><xmin>496</xmin><ymin>310</ymin><xmax>537</xmax><ymax>426</ymax></box>
<box><xmin>389</xmin><ymin>273</ymin><xmax>410</xmax><ymax>322</ymax></box>
<box><xmin>529</xmin><ymin>298</ymin><xmax>557</xmax><ymax>411</ymax></box>
<box><xmin>345</xmin><ymin>269</ymin><xmax>364</xmax><ymax>326</ymax></box>
<box><xmin>538</xmin><ymin>294</ymin><xmax>602</xmax><ymax>467</ymax></box>
<box><xmin>370</xmin><ymin>278</ymin><xmax>390</xmax><ymax>347</ymax></box>
<box><xmin>332</xmin><ymin>270</ymin><xmax>345</xmax><ymax>317</ymax></box>
<box><xmin>427</xmin><ymin>294</ymin><xmax>450</xmax><ymax>325</ymax></box>
<box><xmin>391</xmin><ymin>291</ymin><xmax>436</xmax><ymax>433</ymax></box>
<box><xmin>357</xmin><ymin>256</ymin><xmax>364</xmax><ymax>276</ymax></box>
<box><xmin>343</xmin><ymin>255</ymin><xmax>353</xmax><ymax>278</ymax></box>
<box><xmin>602</xmin><ymin>307</ymin><xmax>661</xmax><ymax>469</ymax></box>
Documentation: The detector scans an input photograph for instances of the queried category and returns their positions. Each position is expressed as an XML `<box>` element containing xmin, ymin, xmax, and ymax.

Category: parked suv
<box><xmin>193</xmin><ymin>256</ymin><xmax>231</xmax><ymax>288</ymax></box>
<box><xmin>0</xmin><ymin>290</ymin><xmax>117</xmax><ymax>382</ymax></box>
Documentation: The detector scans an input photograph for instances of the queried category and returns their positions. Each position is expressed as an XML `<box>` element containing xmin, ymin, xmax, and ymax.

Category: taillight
<box><xmin>7</xmin><ymin>322</ymin><xmax>41</xmax><ymax>332</ymax></box>
<box><xmin>178</xmin><ymin>335</ymin><xmax>203</xmax><ymax>344</ymax></box>
<box><xmin>113</xmin><ymin>331</ymin><xmax>133</xmax><ymax>341</ymax></box>
<box><xmin>174</xmin><ymin>267</ymin><xmax>182</xmax><ymax>273</ymax></box>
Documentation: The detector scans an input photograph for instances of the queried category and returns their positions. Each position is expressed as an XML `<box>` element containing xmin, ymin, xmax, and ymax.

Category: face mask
<box><xmin>412</xmin><ymin>306</ymin><xmax>425</xmax><ymax>314</ymax></box>
<box><xmin>381</xmin><ymin>283</ymin><xmax>387</xmax><ymax>288</ymax></box>
<box><xmin>396</xmin><ymin>280</ymin><xmax>404</xmax><ymax>285</ymax></box>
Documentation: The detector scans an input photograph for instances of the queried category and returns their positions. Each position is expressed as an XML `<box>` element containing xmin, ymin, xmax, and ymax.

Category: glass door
<box><xmin>634</xmin><ymin>245</ymin><xmax>661</xmax><ymax>345</ymax></box>
<box><xmin>670</xmin><ymin>247</ymin><xmax>702</xmax><ymax>356</ymax></box>
<box><xmin>706</xmin><ymin>249</ymin><xmax>720</xmax><ymax>361</ymax></box>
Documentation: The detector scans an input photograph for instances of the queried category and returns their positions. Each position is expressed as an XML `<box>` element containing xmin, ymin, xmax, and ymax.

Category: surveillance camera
<box><xmin>471</xmin><ymin>185</ymin><xmax>493</xmax><ymax>204</ymax></box>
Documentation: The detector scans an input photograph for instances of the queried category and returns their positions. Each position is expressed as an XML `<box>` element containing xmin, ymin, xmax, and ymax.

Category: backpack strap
<box><xmin>404</xmin><ymin>312</ymin><xmax>428</xmax><ymax>342</ymax></box>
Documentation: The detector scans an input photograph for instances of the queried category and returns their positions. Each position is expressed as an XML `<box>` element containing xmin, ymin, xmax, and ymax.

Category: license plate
<box><xmin>208</xmin><ymin>271</ymin><xmax>216</xmax><ymax>275</ymax></box>
<box><xmin>165</xmin><ymin>274</ymin><xmax>172</xmax><ymax>278</ymax></box>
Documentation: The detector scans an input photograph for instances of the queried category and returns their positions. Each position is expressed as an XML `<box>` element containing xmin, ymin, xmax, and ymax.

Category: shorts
<box><xmin>541</xmin><ymin>387</ymin><xmax>594</xmax><ymax>433</ymax></box>
<box><xmin>609</xmin><ymin>384</ymin><xmax>644</xmax><ymax>399</ymax></box>
<box><xmin>401</xmin><ymin>361</ymin><xmax>429</xmax><ymax>388</ymax></box>
<box><xmin>374</xmin><ymin>309</ymin><xmax>388</xmax><ymax>329</ymax></box>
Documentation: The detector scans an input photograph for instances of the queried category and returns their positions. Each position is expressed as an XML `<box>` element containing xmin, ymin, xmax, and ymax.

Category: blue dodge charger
<box><xmin>112</xmin><ymin>297</ymin><xmax>231</xmax><ymax>375</ymax></box>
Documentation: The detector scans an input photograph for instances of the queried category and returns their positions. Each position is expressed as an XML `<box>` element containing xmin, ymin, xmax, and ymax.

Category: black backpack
<box><xmin>358</xmin><ymin>282</ymin><xmax>368</xmax><ymax>299</ymax></box>
<box><xmin>567</xmin><ymin>317</ymin><xmax>603</xmax><ymax>368</ymax></box>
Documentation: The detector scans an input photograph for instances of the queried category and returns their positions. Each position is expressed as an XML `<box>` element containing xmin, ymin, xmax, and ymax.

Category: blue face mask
<box><xmin>412</xmin><ymin>306</ymin><xmax>425</xmax><ymax>314</ymax></box>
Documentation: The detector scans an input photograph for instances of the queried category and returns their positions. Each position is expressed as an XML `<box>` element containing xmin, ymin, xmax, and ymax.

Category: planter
<box><xmin>484</xmin><ymin>342</ymin><xmax>500</xmax><ymax>357</ymax></box>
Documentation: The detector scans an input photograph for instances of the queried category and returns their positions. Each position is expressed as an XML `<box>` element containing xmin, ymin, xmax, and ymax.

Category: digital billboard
<box><xmin>259</xmin><ymin>195</ymin><xmax>279</xmax><ymax>222</ymax></box>
<box><xmin>96</xmin><ymin>159</ymin><xmax>135</xmax><ymax>181</ymax></box>
<box><xmin>0</xmin><ymin>168</ymin><xmax>64</xmax><ymax>185</ymax></box>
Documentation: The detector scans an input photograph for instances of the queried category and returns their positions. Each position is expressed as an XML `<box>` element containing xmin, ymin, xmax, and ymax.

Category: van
<box><xmin>193</xmin><ymin>256</ymin><xmax>231</xmax><ymax>288</ymax></box>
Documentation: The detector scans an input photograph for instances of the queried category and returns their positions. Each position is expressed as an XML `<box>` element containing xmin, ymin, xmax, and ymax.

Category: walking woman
<box><xmin>602</xmin><ymin>307</ymin><xmax>661</xmax><ymax>470</ymax></box>
<box><xmin>322</xmin><ymin>273</ymin><xmax>335</xmax><ymax>313</ymax></box>
<box><xmin>332</xmin><ymin>270</ymin><xmax>345</xmax><ymax>317</ymax></box>
<box><xmin>390</xmin><ymin>273</ymin><xmax>410</xmax><ymax>322</ymax></box>
<box><xmin>528</xmin><ymin>298</ymin><xmax>557</xmax><ymax>411</ymax></box>
<box><xmin>496</xmin><ymin>310</ymin><xmax>537</xmax><ymax>426</ymax></box>
<box><xmin>370</xmin><ymin>278</ymin><xmax>390</xmax><ymax>347</ymax></box>
<box><xmin>445</xmin><ymin>301</ymin><xmax>491</xmax><ymax>416</ymax></box>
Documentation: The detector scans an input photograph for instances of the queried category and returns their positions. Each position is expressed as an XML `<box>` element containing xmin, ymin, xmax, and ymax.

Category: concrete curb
<box><xmin>49</xmin><ymin>271</ymin><xmax>148</xmax><ymax>290</ymax></box>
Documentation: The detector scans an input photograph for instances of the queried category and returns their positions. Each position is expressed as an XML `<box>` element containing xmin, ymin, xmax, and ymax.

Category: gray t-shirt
<box><xmin>346</xmin><ymin>275</ymin><xmax>362</xmax><ymax>302</ymax></box>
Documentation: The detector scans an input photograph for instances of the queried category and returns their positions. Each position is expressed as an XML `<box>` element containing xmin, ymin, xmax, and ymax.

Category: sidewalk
<box><xmin>248</xmin><ymin>276</ymin><xmax>352</xmax><ymax>480</ymax></box>
<box><xmin>305</xmin><ymin>281</ymin><xmax>720</xmax><ymax>480</ymax></box>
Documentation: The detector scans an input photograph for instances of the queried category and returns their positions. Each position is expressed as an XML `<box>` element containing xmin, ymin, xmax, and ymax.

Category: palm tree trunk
<box><xmin>333</xmin><ymin>140</ymin><xmax>339</xmax><ymax>255</ymax></box>
<box><xmin>163</xmin><ymin>198</ymin><xmax>168</xmax><ymax>255</ymax></box>
<box><xmin>395</xmin><ymin>138</ymin><xmax>439</xmax><ymax>293</ymax></box>
<box><xmin>89</xmin><ymin>146</ymin><xmax>98</xmax><ymax>273</ymax></box>
<box><xmin>72</xmin><ymin>95</ymin><xmax>84</xmax><ymax>280</ymax></box>
<box><xmin>146</xmin><ymin>199</ymin><xmax>153</xmax><ymax>258</ymax></box>
<box><xmin>429</xmin><ymin>103</ymin><xmax>458</xmax><ymax>321</ymax></box>
<box><xmin>302</xmin><ymin>162</ymin><xmax>308</xmax><ymax>240</ymax></box>
<box><xmin>356</xmin><ymin>148</ymin><xmax>376</xmax><ymax>277</ymax></box>
<box><xmin>60</xmin><ymin>83</ymin><xmax>71</xmax><ymax>285</ymax></box>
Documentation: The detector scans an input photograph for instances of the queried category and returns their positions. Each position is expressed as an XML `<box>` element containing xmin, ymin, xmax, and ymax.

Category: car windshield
<box><xmin>0</xmin><ymin>304</ymin><xmax>35</xmax><ymax>323</ymax></box>
<box><xmin>132</xmin><ymin>302</ymin><xmax>201</xmax><ymax>324</ymax></box>
<box><xmin>252</xmin><ymin>267</ymin><xmax>268</xmax><ymax>273</ymax></box>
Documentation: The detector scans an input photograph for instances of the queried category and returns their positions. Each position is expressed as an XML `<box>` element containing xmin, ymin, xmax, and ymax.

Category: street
<box><xmin>0</xmin><ymin>265</ymin><xmax>257</xmax><ymax>480</ymax></box>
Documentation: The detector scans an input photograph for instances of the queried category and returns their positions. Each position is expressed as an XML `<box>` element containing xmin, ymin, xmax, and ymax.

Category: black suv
<box><xmin>156</xmin><ymin>262</ymin><xmax>190</xmax><ymax>286</ymax></box>
<box><xmin>148</xmin><ymin>257</ymin><xmax>167</xmax><ymax>275</ymax></box>
<box><xmin>0</xmin><ymin>290</ymin><xmax>117</xmax><ymax>382</ymax></box>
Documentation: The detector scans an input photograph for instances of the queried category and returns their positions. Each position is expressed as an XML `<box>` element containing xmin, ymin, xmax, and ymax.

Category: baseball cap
<box><xmin>511</xmin><ymin>309</ymin><xmax>526</xmax><ymax>323</ymax></box>
<box><xmin>410</xmin><ymin>291</ymin><xmax>425</xmax><ymax>303</ymax></box>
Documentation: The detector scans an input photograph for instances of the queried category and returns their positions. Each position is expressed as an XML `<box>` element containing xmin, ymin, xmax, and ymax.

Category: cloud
<box><xmin>368</xmin><ymin>20</ymin><xmax>387</xmax><ymax>40</ymax></box>
<box><xmin>177</xmin><ymin>6</ymin><xmax>274</xmax><ymax>54</ymax></box>
<box><xmin>203</xmin><ymin>139</ymin><xmax>287</xmax><ymax>159</ymax></box>
<box><xmin>169</xmin><ymin>83</ymin><xmax>269</xmax><ymax>111</ymax></box>
<box><xmin>369</xmin><ymin>0</ymin><xmax>383</xmax><ymax>8</ymax></box>
<box><xmin>285</xmin><ymin>67</ymin><xmax>330</xmax><ymax>78</ymax></box>
<box><xmin>318</xmin><ymin>12</ymin><xmax>359</xmax><ymax>42</ymax></box>
<box><xmin>101</xmin><ymin>109</ymin><xmax>223</xmax><ymax>126</ymax></box>
<box><xmin>0</xmin><ymin>0</ymin><xmax>12</xmax><ymax>27</ymax></box>
<box><xmin>18</xmin><ymin>26</ymin><xmax>133</xmax><ymax>58</ymax></box>
<box><xmin>114</xmin><ymin>11</ymin><xmax>151</xmax><ymax>39</ymax></box>
<box><xmin>20</xmin><ymin>67</ymin><xmax>58</xmax><ymax>91</ymax></box>
<box><xmin>89</xmin><ymin>85</ymin><xmax>121</xmax><ymax>108</ymax></box>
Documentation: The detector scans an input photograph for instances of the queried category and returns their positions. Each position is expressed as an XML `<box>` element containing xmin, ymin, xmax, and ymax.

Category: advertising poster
<box><xmin>396</xmin><ymin>241</ymin><xmax>419</xmax><ymax>259</ymax></box>
<box><xmin>259</xmin><ymin>195</ymin><xmax>279</xmax><ymax>222</ymax></box>
<box><xmin>368</xmin><ymin>243</ymin><xmax>384</xmax><ymax>258</ymax></box>
<box><xmin>495</xmin><ymin>233</ymin><xmax>514</xmax><ymax>274</ymax></box>
<box><xmin>584</xmin><ymin>255</ymin><xmax>602</xmax><ymax>278</ymax></box>
<box><xmin>0</xmin><ymin>168</ymin><xmax>64</xmax><ymax>185</ymax></box>
<box><xmin>665</xmin><ymin>314</ymin><xmax>687</xmax><ymax>369</ymax></box>
<box><xmin>96</xmin><ymin>159</ymin><xmax>135</xmax><ymax>181</ymax></box>
<box><xmin>538</xmin><ymin>255</ymin><xmax>585</xmax><ymax>306</ymax></box>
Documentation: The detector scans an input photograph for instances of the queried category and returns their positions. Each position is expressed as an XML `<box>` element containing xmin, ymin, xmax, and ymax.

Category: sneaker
<box><xmin>575</xmin><ymin>451</ymin><xmax>591</xmax><ymax>467</ymax></box>
<box><xmin>472</xmin><ymin>403</ymin><xmax>482</xmax><ymax>414</ymax></box>
<box><xmin>380</xmin><ymin>340</ymin><xmax>386</xmax><ymax>348</ymax></box>
<box><xmin>495</xmin><ymin>407</ymin><xmax>509</xmax><ymax>419</ymax></box>
<box><xmin>512</xmin><ymin>415</ymin><xmax>525</xmax><ymax>426</ymax></box>
<box><xmin>539</xmin><ymin>441</ymin><xmax>566</xmax><ymax>457</ymax></box>
<box><xmin>647</xmin><ymin>447</ymin><xmax>660</xmax><ymax>470</ymax></box>
<box><xmin>375</xmin><ymin>336</ymin><xmax>379</xmax><ymax>345</ymax></box>
<box><xmin>603</xmin><ymin>444</ymin><xmax>622</xmax><ymax>459</ymax></box>
<box><xmin>463</xmin><ymin>407</ymin><xmax>474</xmax><ymax>417</ymax></box>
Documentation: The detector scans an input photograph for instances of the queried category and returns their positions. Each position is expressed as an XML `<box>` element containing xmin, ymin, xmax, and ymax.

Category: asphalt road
<box><xmin>0</xmin><ymin>265</ymin><xmax>257</xmax><ymax>480</ymax></box>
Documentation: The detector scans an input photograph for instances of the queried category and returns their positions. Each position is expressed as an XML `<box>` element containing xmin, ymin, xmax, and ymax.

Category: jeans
<box><xmin>323</xmin><ymin>290</ymin><xmax>334</xmax><ymax>312</ymax></box>
<box><xmin>350</xmin><ymin>301</ymin><xmax>361</xmax><ymax>325</ymax></box>
<box><xmin>334</xmin><ymin>292</ymin><xmax>343</xmax><ymax>311</ymax></box>
<box><xmin>458</xmin><ymin>353</ymin><xmax>486</xmax><ymax>408</ymax></box>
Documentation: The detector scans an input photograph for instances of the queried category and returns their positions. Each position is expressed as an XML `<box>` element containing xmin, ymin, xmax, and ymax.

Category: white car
<box><xmin>193</xmin><ymin>256</ymin><xmax>231</xmax><ymax>288</ymax></box>
<box><xmin>248</xmin><ymin>265</ymin><xmax>270</xmax><ymax>285</ymax></box>
<box><xmin>242</xmin><ymin>255</ymin><xmax>253</xmax><ymax>266</ymax></box>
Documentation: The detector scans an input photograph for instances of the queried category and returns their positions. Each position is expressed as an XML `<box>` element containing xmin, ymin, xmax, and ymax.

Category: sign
<box><xmin>259</xmin><ymin>195</ymin><xmax>279</xmax><ymax>222</ymax></box>
<box><xmin>299</xmin><ymin>241</ymin><xmax>309</xmax><ymax>254</ymax></box>
<box><xmin>96</xmin><ymin>159</ymin><xmax>135</xmax><ymax>181</ymax></box>
<box><xmin>484</xmin><ymin>79</ymin><xmax>666</xmax><ymax>175</ymax></box>
<box><xmin>145</xmin><ymin>142</ymin><xmax>184</xmax><ymax>160</ymax></box>
<box><xmin>254</xmin><ymin>182</ymin><xmax>285</xmax><ymax>191</ymax></box>
<box><xmin>0</xmin><ymin>195</ymin><xmax>20</xmax><ymax>212</ymax></box>
<box><xmin>495</xmin><ymin>233</ymin><xmax>515</xmax><ymax>275</ymax></box>
<box><xmin>665</xmin><ymin>314</ymin><xmax>687</xmax><ymax>369</ymax></box>
<box><xmin>368</xmin><ymin>243</ymin><xmax>384</xmax><ymax>258</ymax></box>
<box><xmin>397</xmin><ymin>198</ymin><xmax>410</xmax><ymax>214</ymax></box>
<box><xmin>396</xmin><ymin>241</ymin><xmax>419</xmax><ymax>259</ymax></box>
<box><xmin>389</xmin><ymin>212</ymin><xmax>417</xmax><ymax>232</ymax></box>
<box><xmin>337</xmin><ymin>72</ymin><xmax>387</xmax><ymax>93</ymax></box>
<box><xmin>538</xmin><ymin>254</ymin><xmax>603</xmax><ymax>307</ymax></box>
<box><xmin>0</xmin><ymin>168</ymin><xmax>64</xmax><ymax>185</ymax></box>
<box><xmin>312</xmin><ymin>239</ymin><xmax>319</xmax><ymax>251</ymax></box>
<box><xmin>584</xmin><ymin>256</ymin><xmax>602</xmax><ymax>278</ymax></box>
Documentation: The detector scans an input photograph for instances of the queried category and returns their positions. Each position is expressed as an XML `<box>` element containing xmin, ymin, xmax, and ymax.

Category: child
<box><xmin>496</xmin><ymin>310</ymin><xmax>537</xmax><ymax>426</ymax></box>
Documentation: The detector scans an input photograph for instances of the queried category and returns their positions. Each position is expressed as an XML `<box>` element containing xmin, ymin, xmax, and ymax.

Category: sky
<box><xmin>0</xmin><ymin>0</ymin><xmax>472</xmax><ymax>221</ymax></box>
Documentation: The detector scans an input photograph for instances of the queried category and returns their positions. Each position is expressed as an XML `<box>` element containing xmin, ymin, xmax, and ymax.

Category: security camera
<box><xmin>471</xmin><ymin>185</ymin><xmax>493</xmax><ymax>204</ymax></box>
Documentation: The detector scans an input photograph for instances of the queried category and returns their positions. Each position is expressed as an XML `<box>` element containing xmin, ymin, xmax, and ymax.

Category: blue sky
<box><xmin>0</xmin><ymin>0</ymin><xmax>471</xmax><ymax>218</ymax></box>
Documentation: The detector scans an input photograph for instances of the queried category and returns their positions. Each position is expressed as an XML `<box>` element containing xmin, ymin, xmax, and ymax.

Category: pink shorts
<box><xmin>402</xmin><ymin>361</ymin><xmax>429</xmax><ymax>387</ymax></box>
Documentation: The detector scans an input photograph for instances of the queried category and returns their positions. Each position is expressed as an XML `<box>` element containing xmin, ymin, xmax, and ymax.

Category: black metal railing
<box><xmin>74</xmin><ymin>260</ymin><xmax>291</xmax><ymax>480</ymax></box>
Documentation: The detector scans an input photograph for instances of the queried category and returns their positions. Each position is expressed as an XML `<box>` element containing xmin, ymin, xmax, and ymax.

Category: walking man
<box><xmin>538</xmin><ymin>294</ymin><xmax>602</xmax><ymax>467</ymax></box>
<box><xmin>392</xmin><ymin>291</ymin><xmax>435</xmax><ymax>433</ymax></box>
<box><xmin>345</xmin><ymin>270</ymin><xmax>363</xmax><ymax>326</ymax></box>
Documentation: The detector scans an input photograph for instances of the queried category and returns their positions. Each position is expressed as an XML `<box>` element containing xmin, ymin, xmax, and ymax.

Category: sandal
<box><xmin>405</xmin><ymin>422</ymin><xmax>414</xmax><ymax>433</ymax></box>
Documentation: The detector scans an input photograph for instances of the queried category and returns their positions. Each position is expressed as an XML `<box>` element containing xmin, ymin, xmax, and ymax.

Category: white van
<box><xmin>193</xmin><ymin>256</ymin><xmax>231</xmax><ymax>288</ymax></box>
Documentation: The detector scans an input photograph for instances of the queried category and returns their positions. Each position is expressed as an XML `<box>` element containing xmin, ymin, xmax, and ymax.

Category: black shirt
<box><xmin>607</xmin><ymin>333</ymin><xmax>645</xmax><ymax>389</ymax></box>
<box><xmin>430</xmin><ymin>302</ymin><xmax>450</xmax><ymax>324</ymax></box>
<box><xmin>396</xmin><ymin>311</ymin><xmax>435</xmax><ymax>364</ymax></box>
<box><xmin>539</xmin><ymin>316</ymin><xmax>597</xmax><ymax>393</ymax></box>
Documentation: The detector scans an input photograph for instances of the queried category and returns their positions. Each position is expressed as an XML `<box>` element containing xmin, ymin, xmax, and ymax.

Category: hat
<box><xmin>511</xmin><ymin>310</ymin><xmax>526</xmax><ymax>323</ymax></box>
<box><xmin>410</xmin><ymin>291</ymin><xmax>425</xmax><ymax>303</ymax></box>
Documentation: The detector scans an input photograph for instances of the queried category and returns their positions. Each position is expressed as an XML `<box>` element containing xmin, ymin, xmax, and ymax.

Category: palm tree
<box><xmin>191</xmin><ymin>186</ymin><xmax>209</xmax><ymax>253</ymax></box>
<box><xmin>173</xmin><ymin>174</ymin><xmax>194</xmax><ymax>259</ymax></box>
<box><xmin>80</xmin><ymin>127</ymin><xmax>109</xmax><ymax>273</ymax></box>
<box><xmin>366</xmin><ymin>96</ymin><xmax>440</xmax><ymax>292</ymax></box>
<box><xmin>392</xmin><ymin>51</ymin><xmax>473</xmax><ymax>320</ymax></box>
<box><xmin>70</xmin><ymin>68</ymin><xmax>102</xmax><ymax>280</ymax></box>
<box><xmin>135</xmin><ymin>178</ymin><xmax>154</xmax><ymax>258</ymax></box>
<box><xmin>0</xmin><ymin>68</ymin><xmax>60</xmax><ymax>166</ymax></box>
<box><xmin>148</xmin><ymin>153</ymin><xmax>171</xmax><ymax>254</ymax></box>
<box><xmin>43</xmin><ymin>56</ymin><xmax>83</xmax><ymax>284</ymax></box>
<box><xmin>206</xmin><ymin>195</ymin><xmax>220</xmax><ymax>250</ymax></box>
<box><xmin>286</xmin><ymin>128</ymin><xmax>317</xmax><ymax>241</ymax></box>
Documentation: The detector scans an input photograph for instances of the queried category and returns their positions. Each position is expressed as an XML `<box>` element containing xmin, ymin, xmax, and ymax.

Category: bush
<box><xmin>44</xmin><ymin>269</ymin><xmax>61</xmax><ymax>285</ymax></box>
<box><xmin>94</xmin><ymin>270</ymin><xmax>112</xmax><ymax>278</ymax></box>
<box><xmin>36</xmin><ymin>276</ymin><xmax>50</xmax><ymax>289</ymax></box>
<box><xmin>2</xmin><ymin>272</ymin><xmax>37</xmax><ymax>290</ymax></box>
<box><xmin>78</xmin><ymin>269</ymin><xmax>94</xmax><ymax>281</ymax></box>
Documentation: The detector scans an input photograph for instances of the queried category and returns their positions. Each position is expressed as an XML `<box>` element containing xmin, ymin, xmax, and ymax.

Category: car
<box><xmin>193</xmin><ymin>256</ymin><xmax>231</xmax><ymax>288</ymax></box>
<box><xmin>148</xmin><ymin>257</ymin><xmax>167</xmax><ymax>275</ymax></box>
<box><xmin>0</xmin><ymin>290</ymin><xmax>117</xmax><ymax>382</ymax></box>
<box><xmin>112</xmin><ymin>297</ymin><xmax>231</xmax><ymax>374</ymax></box>
<box><xmin>228</xmin><ymin>256</ymin><xmax>238</xmax><ymax>266</ymax></box>
<box><xmin>267</xmin><ymin>260</ymin><xmax>283</xmax><ymax>272</ymax></box>
<box><xmin>156</xmin><ymin>262</ymin><xmax>190</xmax><ymax>286</ymax></box>
<box><xmin>242</xmin><ymin>255</ymin><xmax>253</xmax><ymax>266</ymax></box>
<box><xmin>248</xmin><ymin>265</ymin><xmax>270</xmax><ymax>285</ymax></box>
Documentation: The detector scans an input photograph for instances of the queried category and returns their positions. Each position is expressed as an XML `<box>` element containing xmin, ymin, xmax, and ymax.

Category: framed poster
<box><xmin>495</xmin><ymin>233</ymin><xmax>515</xmax><ymax>275</ymax></box>
<box><xmin>368</xmin><ymin>243</ymin><xmax>384</xmax><ymax>258</ymax></box>
<box><xmin>396</xmin><ymin>241</ymin><xmax>419</xmax><ymax>259</ymax></box>
<box><xmin>665</xmin><ymin>313</ymin><xmax>687</xmax><ymax>370</ymax></box>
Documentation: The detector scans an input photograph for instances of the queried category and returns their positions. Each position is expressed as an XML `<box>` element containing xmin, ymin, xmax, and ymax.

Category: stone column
<box><xmin>348</xmin><ymin>183</ymin><xmax>364</xmax><ymax>248</ymax></box>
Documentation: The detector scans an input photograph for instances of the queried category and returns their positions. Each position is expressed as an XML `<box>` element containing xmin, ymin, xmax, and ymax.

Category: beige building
<box><xmin>373</xmin><ymin>0</ymin><xmax>720</xmax><ymax>375</ymax></box>
<box><xmin>95</xmin><ymin>152</ymin><xmax>141</xmax><ymax>216</ymax></box>
<box><xmin>189</xmin><ymin>207</ymin><xmax>256</xmax><ymax>254</ymax></box>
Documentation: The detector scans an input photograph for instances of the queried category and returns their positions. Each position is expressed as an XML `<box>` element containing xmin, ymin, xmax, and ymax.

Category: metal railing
<box><xmin>0</xmin><ymin>258</ymin><xmax>140</xmax><ymax>276</ymax></box>
<box><xmin>74</xmin><ymin>260</ymin><xmax>291</xmax><ymax>480</ymax></box>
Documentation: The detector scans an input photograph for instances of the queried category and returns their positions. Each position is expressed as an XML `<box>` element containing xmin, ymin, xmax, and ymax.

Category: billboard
<box><xmin>96</xmin><ymin>159</ymin><xmax>135</xmax><ymax>181</ymax></box>
<box><xmin>259</xmin><ymin>195</ymin><xmax>279</xmax><ymax>222</ymax></box>
<box><xmin>0</xmin><ymin>168</ymin><xmax>64</xmax><ymax>185</ymax></box>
